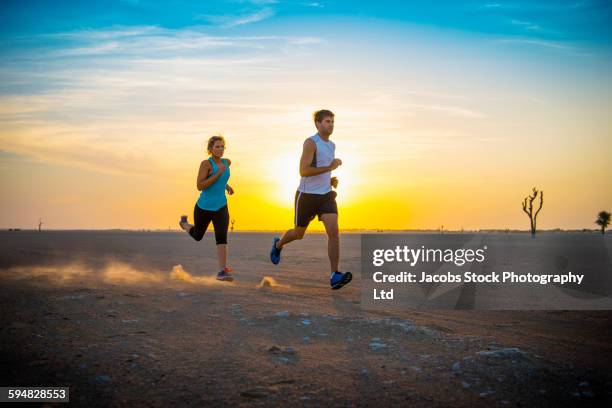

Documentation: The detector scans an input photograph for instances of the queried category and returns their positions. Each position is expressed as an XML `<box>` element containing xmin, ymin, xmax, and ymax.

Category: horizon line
<box><xmin>2</xmin><ymin>228</ymin><xmax>606</xmax><ymax>233</ymax></box>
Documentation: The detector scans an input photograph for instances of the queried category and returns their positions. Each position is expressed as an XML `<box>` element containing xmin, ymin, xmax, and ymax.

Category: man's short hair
<box><xmin>313</xmin><ymin>109</ymin><xmax>334</xmax><ymax>124</ymax></box>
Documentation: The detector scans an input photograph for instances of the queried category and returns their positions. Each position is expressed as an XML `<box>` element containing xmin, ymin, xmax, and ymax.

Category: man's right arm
<box><xmin>299</xmin><ymin>139</ymin><xmax>340</xmax><ymax>177</ymax></box>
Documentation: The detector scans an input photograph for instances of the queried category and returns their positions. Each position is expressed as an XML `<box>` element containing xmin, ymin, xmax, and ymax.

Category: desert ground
<box><xmin>1</xmin><ymin>231</ymin><xmax>611</xmax><ymax>407</ymax></box>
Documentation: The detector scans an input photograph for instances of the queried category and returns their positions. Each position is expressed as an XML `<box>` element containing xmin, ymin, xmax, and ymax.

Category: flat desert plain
<box><xmin>1</xmin><ymin>231</ymin><xmax>611</xmax><ymax>407</ymax></box>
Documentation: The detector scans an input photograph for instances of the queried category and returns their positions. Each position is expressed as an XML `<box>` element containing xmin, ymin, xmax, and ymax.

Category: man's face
<box><xmin>316</xmin><ymin>116</ymin><xmax>334</xmax><ymax>136</ymax></box>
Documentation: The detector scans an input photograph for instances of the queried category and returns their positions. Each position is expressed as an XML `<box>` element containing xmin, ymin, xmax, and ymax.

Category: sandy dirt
<box><xmin>1</xmin><ymin>231</ymin><xmax>611</xmax><ymax>407</ymax></box>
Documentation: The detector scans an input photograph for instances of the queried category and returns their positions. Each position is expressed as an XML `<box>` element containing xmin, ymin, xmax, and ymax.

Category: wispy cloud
<box><xmin>240</xmin><ymin>0</ymin><xmax>278</xmax><ymax>4</ymax></box>
<box><xmin>507</xmin><ymin>18</ymin><xmax>566</xmax><ymax>37</ymax></box>
<box><xmin>196</xmin><ymin>8</ymin><xmax>275</xmax><ymax>28</ymax></box>
<box><xmin>470</xmin><ymin>0</ymin><xmax>609</xmax><ymax>43</ymax></box>
<box><xmin>405</xmin><ymin>103</ymin><xmax>485</xmax><ymax>118</ymax></box>
<box><xmin>7</xmin><ymin>25</ymin><xmax>321</xmax><ymax>60</ymax></box>
<box><xmin>0</xmin><ymin>25</ymin><xmax>334</xmax><ymax>177</ymax></box>
<box><xmin>476</xmin><ymin>1</ymin><xmax>593</xmax><ymax>11</ymax></box>
<box><xmin>493</xmin><ymin>37</ymin><xmax>594</xmax><ymax>56</ymax></box>
<box><xmin>510</xmin><ymin>19</ymin><xmax>541</xmax><ymax>31</ymax></box>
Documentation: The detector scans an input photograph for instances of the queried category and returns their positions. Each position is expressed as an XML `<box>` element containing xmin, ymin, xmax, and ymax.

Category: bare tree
<box><xmin>522</xmin><ymin>187</ymin><xmax>543</xmax><ymax>238</ymax></box>
<box><xmin>595</xmin><ymin>211</ymin><xmax>610</xmax><ymax>235</ymax></box>
<box><xmin>38</xmin><ymin>218</ymin><xmax>43</xmax><ymax>232</ymax></box>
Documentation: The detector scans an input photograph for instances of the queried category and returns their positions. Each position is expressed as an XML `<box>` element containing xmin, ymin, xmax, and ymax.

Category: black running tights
<box><xmin>189</xmin><ymin>204</ymin><xmax>229</xmax><ymax>245</ymax></box>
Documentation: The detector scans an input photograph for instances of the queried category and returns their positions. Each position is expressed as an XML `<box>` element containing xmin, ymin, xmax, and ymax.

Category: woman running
<box><xmin>179</xmin><ymin>135</ymin><xmax>235</xmax><ymax>281</ymax></box>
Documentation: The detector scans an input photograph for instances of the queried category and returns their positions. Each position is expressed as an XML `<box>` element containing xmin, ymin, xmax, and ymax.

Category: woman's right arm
<box><xmin>196</xmin><ymin>160</ymin><xmax>221</xmax><ymax>191</ymax></box>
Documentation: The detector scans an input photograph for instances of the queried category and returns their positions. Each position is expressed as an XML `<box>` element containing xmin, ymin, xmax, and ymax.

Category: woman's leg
<box><xmin>211</xmin><ymin>205</ymin><xmax>230</xmax><ymax>269</ymax></box>
<box><xmin>189</xmin><ymin>204</ymin><xmax>212</xmax><ymax>241</ymax></box>
<box><xmin>216</xmin><ymin>245</ymin><xmax>227</xmax><ymax>270</ymax></box>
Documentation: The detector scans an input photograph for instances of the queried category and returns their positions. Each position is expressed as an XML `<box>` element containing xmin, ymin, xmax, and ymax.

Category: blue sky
<box><xmin>1</xmin><ymin>0</ymin><xmax>611</xmax><ymax>45</ymax></box>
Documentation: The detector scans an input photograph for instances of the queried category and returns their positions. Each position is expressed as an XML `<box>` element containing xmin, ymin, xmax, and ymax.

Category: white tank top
<box><xmin>298</xmin><ymin>133</ymin><xmax>335</xmax><ymax>194</ymax></box>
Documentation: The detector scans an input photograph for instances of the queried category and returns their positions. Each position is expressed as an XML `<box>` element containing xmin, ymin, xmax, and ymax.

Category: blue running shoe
<box><xmin>331</xmin><ymin>271</ymin><xmax>352</xmax><ymax>290</ymax></box>
<box><xmin>216</xmin><ymin>267</ymin><xmax>234</xmax><ymax>282</ymax></box>
<box><xmin>270</xmin><ymin>236</ymin><xmax>282</xmax><ymax>265</ymax></box>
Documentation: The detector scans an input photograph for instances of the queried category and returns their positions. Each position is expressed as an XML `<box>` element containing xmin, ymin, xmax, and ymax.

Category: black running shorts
<box><xmin>294</xmin><ymin>190</ymin><xmax>338</xmax><ymax>227</ymax></box>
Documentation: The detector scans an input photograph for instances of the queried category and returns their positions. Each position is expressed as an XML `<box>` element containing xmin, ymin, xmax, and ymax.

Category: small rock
<box><xmin>241</xmin><ymin>388</ymin><xmax>268</xmax><ymax>399</ymax></box>
<box><xmin>278</xmin><ymin>357</ymin><xmax>290</xmax><ymax>364</ymax></box>
<box><xmin>301</xmin><ymin>319</ymin><xmax>311</xmax><ymax>326</ymax></box>
<box><xmin>65</xmin><ymin>294</ymin><xmax>85</xmax><ymax>300</ymax></box>
<box><xmin>461</xmin><ymin>381</ymin><xmax>471</xmax><ymax>389</ymax></box>
<box><xmin>369</xmin><ymin>341</ymin><xmax>387</xmax><ymax>351</ymax></box>
<box><xmin>477</xmin><ymin>347</ymin><xmax>525</xmax><ymax>358</ymax></box>
<box><xmin>302</xmin><ymin>336</ymin><xmax>310</xmax><ymax>343</ymax></box>
<box><xmin>452</xmin><ymin>362</ymin><xmax>461</xmax><ymax>372</ymax></box>
<box><xmin>95</xmin><ymin>375</ymin><xmax>110</xmax><ymax>382</ymax></box>
<box><xmin>275</xmin><ymin>311</ymin><xmax>290</xmax><ymax>317</ymax></box>
<box><xmin>268</xmin><ymin>346</ymin><xmax>282</xmax><ymax>354</ymax></box>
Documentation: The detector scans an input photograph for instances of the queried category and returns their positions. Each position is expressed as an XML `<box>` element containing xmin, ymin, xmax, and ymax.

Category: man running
<box><xmin>269</xmin><ymin>109</ymin><xmax>352</xmax><ymax>290</ymax></box>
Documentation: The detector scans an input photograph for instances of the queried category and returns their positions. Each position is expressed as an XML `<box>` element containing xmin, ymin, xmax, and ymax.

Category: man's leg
<box><xmin>277</xmin><ymin>225</ymin><xmax>307</xmax><ymax>249</ymax></box>
<box><xmin>277</xmin><ymin>190</ymin><xmax>310</xmax><ymax>249</ymax></box>
<box><xmin>320</xmin><ymin>213</ymin><xmax>339</xmax><ymax>272</ymax></box>
<box><xmin>270</xmin><ymin>191</ymin><xmax>314</xmax><ymax>265</ymax></box>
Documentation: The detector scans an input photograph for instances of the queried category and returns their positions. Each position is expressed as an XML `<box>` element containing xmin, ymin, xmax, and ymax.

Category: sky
<box><xmin>0</xmin><ymin>0</ymin><xmax>611</xmax><ymax>231</ymax></box>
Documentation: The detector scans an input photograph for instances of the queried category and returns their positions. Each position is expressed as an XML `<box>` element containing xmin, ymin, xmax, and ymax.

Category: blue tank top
<box><xmin>196</xmin><ymin>157</ymin><xmax>230</xmax><ymax>211</ymax></box>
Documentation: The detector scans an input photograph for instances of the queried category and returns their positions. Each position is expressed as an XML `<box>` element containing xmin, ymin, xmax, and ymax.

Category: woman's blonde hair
<box><xmin>207</xmin><ymin>135</ymin><xmax>226</xmax><ymax>155</ymax></box>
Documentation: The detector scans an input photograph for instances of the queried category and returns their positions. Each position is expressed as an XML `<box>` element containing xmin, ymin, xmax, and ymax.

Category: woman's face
<box><xmin>210</xmin><ymin>140</ymin><xmax>225</xmax><ymax>157</ymax></box>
